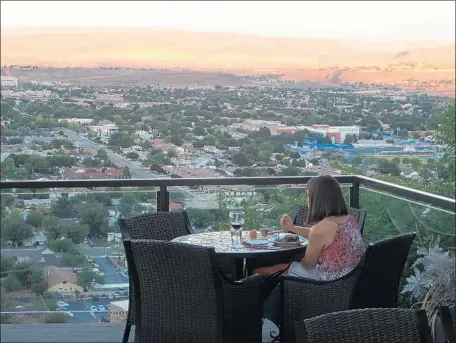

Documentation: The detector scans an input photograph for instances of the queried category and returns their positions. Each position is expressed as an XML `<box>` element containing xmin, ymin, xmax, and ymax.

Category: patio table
<box><xmin>172</xmin><ymin>231</ymin><xmax>308</xmax><ymax>278</ymax></box>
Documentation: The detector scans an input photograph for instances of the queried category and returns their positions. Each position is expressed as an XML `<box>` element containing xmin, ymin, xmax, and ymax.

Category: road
<box><xmin>59</xmin><ymin>128</ymin><xmax>217</xmax><ymax>208</ymax></box>
<box><xmin>91</xmin><ymin>257</ymin><xmax>127</xmax><ymax>284</ymax></box>
<box><xmin>78</xmin><ymin>245</ymin><xmax>114</xmax><ymax>257</ymax></box>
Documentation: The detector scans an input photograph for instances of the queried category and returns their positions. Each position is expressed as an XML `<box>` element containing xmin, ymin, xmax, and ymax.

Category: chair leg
<box><xmin>122</xmin><ymin>323</ymin><xmax>132</xmax><ymax>343</ymax></box>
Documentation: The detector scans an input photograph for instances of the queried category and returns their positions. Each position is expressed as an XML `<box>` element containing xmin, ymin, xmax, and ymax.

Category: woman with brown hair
<box><xmin>254</xmin><ymin>175</ymin><xmax>365</xmax><ymax>281</ymax></box>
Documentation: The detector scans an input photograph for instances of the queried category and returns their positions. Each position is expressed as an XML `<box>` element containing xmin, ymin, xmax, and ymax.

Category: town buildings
<box><xmin>1</xmin><ymin>76</ymin><xmax>18</xmax><ymax>88</ymax></box>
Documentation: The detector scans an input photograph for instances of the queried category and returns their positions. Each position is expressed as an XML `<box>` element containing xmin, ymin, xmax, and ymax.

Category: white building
<box><xmin>135</xmin><ymin>130</ymin><xmax>154</xmax><ymax>140</ymax></box>
<box><xmin>1</xmin><ymin>76</ymin><xmax>18</xmax><ymax>88</ymax></box>
<box><xmin>88</xmin><ymin>120</ymin><xmax>118</xmax><ymax>138</ymax></box>
<box><xmin>300</xmin><ymin>125</ymin><xmax>361</xmax><ymax>144</ymax></box>
<box><xmin>58</xmin><ymin>118</ymin><xmax>93</xmax><ymax>125</ymax></box>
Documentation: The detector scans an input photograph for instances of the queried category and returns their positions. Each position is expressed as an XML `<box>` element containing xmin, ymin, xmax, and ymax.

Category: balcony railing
<box><xmin>0</xmin><ymin>175</ymin><xmax>454</xmax><ymax>342</ymax></box>
<box><xmin>2</xmin><ymin>175</ymin><xmax>454</xmax><ymax>212</ymax></box>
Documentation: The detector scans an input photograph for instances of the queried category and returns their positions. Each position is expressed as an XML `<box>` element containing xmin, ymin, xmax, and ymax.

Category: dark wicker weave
<box><xmin>440</xmin><ymin>305</ymin><xmax>456</xmax><ymax>343</ymax></box>
<box><xmin>124</xmin><ymin>239</ymin><xmax>223</xmax><ymax>343</ymax></box>
<box><xmin>351</xmin><ymin>232</ymin><xmax>416</xmax><ymax>309</ymax></box>
<box><xmin>277</xmin><ymin>250</ymin><xmax>369</xmax><ymax>343</ymax></box>
<box><xmin>220</xmin><ymin>273</ymin><xmax>263</xmax><ymax>343</ymax></box>
<box><xmin>295</xmin><ymin>308</ymin><xmax>432</xmax><ymax>343</ymax></box>
<box><xmin>118</xmin><ymin>211</ymin><xmax>194</xmax><ymax>343</ymax></box>
<box><xmin>290</xmin><ymin>204</ymin><xmax>367</xmax><ymax>235</ymax></box>
<box><xmin>119</xmin><ymin>211</ymin><xmax>194</xmax><ymax>241</ymax></box>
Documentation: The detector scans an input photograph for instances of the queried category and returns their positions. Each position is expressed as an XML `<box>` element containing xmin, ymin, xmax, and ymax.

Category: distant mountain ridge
<box><xmin>1</xmin><ymin>28</ymin><xmax>454</xmax><ymax>94</ymax></box>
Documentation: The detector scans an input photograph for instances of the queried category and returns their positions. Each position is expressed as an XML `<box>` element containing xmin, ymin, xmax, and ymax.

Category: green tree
<box><xmin>108</xmin><ymin>132</ymin><xmax>135</xmax><ymax>148</ymax></box>
<box><xmin>52</xmin><ymin>197</ymin><xmax>74</xmax><ymax>218</ymax></box>
<box><xmin>0</xmin><ymin>255</ymin><xmax>16</xmax><ymax>276</ymax></box>
<box><xmin>169</xmin><ymin>135</ymin><xmax>183</xmax><ymax>146</ymax></box>
<box><xmin>25</xmin><ymin>210</ymin><xmax>45</xmax><ymax>228</ymax></box>
<box><xmin>47</xmin><ymin>238</ymin><xmax>76</xmax><ymax>254</ymax></box>
<box><xmin>11</xmin><ymin>262</ymin><xmax>34</xmax><ymax>287</ymax></box>
<box><xmin>1</xmin><ymin>210</ymin><xmax>34</xmax><ymax>247</ymax></box>
<box><xmin>30</xmin><ymin>269</ymin><xmax>47</xmax><ymax>295</ymax></box>
<box><xmin>126</xmin><ymin>152</ymin><xmax>139</xmax><ymax>160</ymax></box>
<box><xmin>434</xmin><ymin>104</ymin><xmax>455</xmax><ymax>182</ymax></box>
<box><xmin>43</xmin><ymin>216</ymin><xmax>63</xmax><ymax>240</ymax></box>
<box><xmin>64</xmin><ymin>223</ymin><xmax>90</xmax><ymax>244</ymax></box>
<box><xmin>1</xmin><ymin>275</ymin><xmax>21</xmax><ymax>292</ymax></box>
<box><xmin>193</xmin><ymin>126</ymin><xmax>206</xmax><ymax>136</ymax></box>
<box><xmin>96</xmin><ymin>148</ymin><xmax>109</xmax><ymax>161</ymax></box>
<box><xmin>231</xmin><ymin>152</ymin><xmax>251</xmax><ymax>167</ymax></box>
<box><xmin>60</xmin><ymin>253</ymin><xmax>87</xmax><ymax>268</ymax></box>
<box><xmin>77</xmin><ymin>268</ymin><xmax>104</xmax><ymax>290</ymax></box>
<box><xmin>377</xmin><ymin>159</ymin><xmax>401</xmax><ymax>176</ymax></box>
<box><xmin>80</xmin><ymin>203</ymin><xmax>109</xmax><ymax>238</ymax></box>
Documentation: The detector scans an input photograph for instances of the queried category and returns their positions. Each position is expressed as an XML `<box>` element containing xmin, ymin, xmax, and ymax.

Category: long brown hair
<box><xmin>306</xmin><ymin>175</ymin><xmax>348</xmax><ymax>225</ymax></box>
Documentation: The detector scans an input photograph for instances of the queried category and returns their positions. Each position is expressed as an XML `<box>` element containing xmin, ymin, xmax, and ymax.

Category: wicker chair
<box><xmin>440</xmin><ymin>305</ymin><xmax>456</xmax><ymax>343</ymax></box>
<box><xmin>295</xmin><ymin>308</ymin><xmax>433</xmax><ymax>343</ymax></box>
<box><xmin>290</xmin><ymin>204</ymin><xmax>367</xmax><ymax>235</ymax></box>
<box><xmin>351</xmin><ymin>232</ymin><xmax>416</xmax><ymax>309</ymax></box>
<box><xmin>118</xmin><ymin>211</ymin><xmax>194</xmax><ymax>343</ymax></box>
<box><xmin>123</xmin><ymin>238</ymin><xmax>263</xmax><ymax>343</ymax></box>
<box><xmin>276</xmin><ymin>248</ymin><xmax>370</xmax><ymax>342</ymax></box>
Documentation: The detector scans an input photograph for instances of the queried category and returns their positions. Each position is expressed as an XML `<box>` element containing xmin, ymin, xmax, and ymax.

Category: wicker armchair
<box><xmin>295</xmin><ymin>308</ymin><xmax>432</xmax><ymax>343</ymax></box>
<box><xmin>124</xmin><ymin>238</ymin><xmax>263</xmax><ymax>343</ymax></box>
<box><xmin>440</xmin><ymin>305</ymin><xmax>456</xmax><ymax>343</ymax></box>
<box><xmin>277</xmin><ymin>250</ymin><xmax>369</xmax><ymax>343</ymax></box>
<box><xmin>118</xmin><ymin>211</ymin><xmax>194</xmax><ymax>343</ymax></box>
<box><xmin>351</xmin><ymin>232</ymin><xmax>416</xmax><ymax>309</ymax></box>
<box><xmin>290</xmin><ymin>204</ymin><xmax>367</xmax><ymax>235</ymax></box>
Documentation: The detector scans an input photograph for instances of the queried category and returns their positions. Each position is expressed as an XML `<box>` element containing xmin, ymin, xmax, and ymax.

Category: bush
<box><xmin>42</xmin><ymin>313</ymin><xmax>68</xmax><ymax>323</ymax></box>
<box><xmin>42</xmin><ymin>291</ymin><xmax>54</xmax><ymax>299</ymax></box>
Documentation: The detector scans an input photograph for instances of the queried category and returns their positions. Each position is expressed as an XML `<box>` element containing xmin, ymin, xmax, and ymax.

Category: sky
<box><xmin>1</xmin><ymin>1</ymin><xmax>455</xmax><ymax>42</ymax></box>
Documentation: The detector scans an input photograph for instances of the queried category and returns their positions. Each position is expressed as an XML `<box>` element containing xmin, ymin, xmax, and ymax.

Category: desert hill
<box><xmin>1</xmin><ymin>28</ymin><xmax>454</xmax><ymax>94</ymax></box>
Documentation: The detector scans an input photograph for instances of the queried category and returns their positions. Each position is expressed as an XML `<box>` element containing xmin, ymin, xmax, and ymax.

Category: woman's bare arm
<box><xmin>301</xmin><ymin>228</ymin><xmax>326</xmax><ymax>269</ymax></box>
<box><xmin>289</xmin><ymin>225</ymin><xmax>311</xmax><ymax>238</ymax></box>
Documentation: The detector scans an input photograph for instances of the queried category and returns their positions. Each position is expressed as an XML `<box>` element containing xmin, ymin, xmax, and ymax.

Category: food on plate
<box><xmin>249</xmin><ymin>230</ymin><xmax>258</xmax><ymax>239</ymax></box>
<box><xmin>275</xmin><ymin>233</ymin><xmax>300</xmax><ymax>243</ymax></box>
<box><xmin>260</xmin><ymin>228</ymin><xmax>269</xmax><ymax>239</ymax></box>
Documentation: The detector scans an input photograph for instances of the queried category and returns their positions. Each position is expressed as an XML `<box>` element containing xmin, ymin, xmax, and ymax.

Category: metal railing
<box><xmin>1</xmin><ymin>175</ymin><xmax>454</xmax><ymax>213</ymax></box>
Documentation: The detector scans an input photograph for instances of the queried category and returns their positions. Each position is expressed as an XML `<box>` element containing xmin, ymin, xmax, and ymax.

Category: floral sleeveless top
<box><xmin>317</xmin><ymin>216</ymin><xmax>365</xmax><ymax>281</ymax></box>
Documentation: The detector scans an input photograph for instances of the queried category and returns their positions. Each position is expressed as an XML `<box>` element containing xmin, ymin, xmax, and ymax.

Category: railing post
<box><xmin>156</xmin><ymin>186</ymin><xmax>169</xmax><ymax>212</ymax></box>
<box><xmin>350</xmin><ymin>180</ymin><xmax>360</xmax><ymax>209</ymax></box>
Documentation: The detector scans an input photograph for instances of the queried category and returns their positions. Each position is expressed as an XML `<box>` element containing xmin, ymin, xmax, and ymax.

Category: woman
<box><xmin>254</xmin><ymin>175</ymin><xmax>365</xmax><ymax>281</ymax></box>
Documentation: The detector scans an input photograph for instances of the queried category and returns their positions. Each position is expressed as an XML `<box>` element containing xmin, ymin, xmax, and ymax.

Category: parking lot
<box><xmin>65</xmin><ymin>295</ymin><xmax>129</xmax><ymax>323</ymax></box>
<box><xmin>91</xmin><ymin>257</ymin><xmax>128</xmax><ymax>284</ymax></box>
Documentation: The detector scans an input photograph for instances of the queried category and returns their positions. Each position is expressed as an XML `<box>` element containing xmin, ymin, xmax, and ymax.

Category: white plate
<box><xmin>245</xmin><ymin>239</ymin><xmax>270</xmax><ymax>246</ymax></box>
<box><xmin>268</xmin><ymin>235</ymin><xmax>307</xmax><ymax>246</ymax></box>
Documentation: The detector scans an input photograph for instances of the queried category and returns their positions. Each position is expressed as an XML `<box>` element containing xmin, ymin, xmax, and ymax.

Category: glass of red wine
<box><xmin>229</xmin><ymin>210</ymin><xmax>245</xmax><ymax>249</ymax></box>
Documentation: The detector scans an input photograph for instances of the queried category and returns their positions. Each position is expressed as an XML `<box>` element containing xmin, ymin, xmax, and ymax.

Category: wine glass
<box><xmin>229</xmin><ymin>210</ymin><xmax>245</xmax><ymax>249</ymax></box>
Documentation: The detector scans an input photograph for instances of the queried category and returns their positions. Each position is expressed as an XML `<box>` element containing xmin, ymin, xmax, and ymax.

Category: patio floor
<box><xmin>1</xmin><ymin>320</ymin><xmax>278</xmax><ymax>342</ymax></box>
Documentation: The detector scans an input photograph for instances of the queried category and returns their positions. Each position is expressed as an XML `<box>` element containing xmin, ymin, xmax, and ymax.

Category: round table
<box><xmin>172</xmin><ymin>231</ymin><xmax>308</xmax><ymax>278</ymax></box>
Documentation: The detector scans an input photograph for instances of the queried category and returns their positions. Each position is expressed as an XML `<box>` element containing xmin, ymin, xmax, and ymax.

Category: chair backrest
<box><xmin>279</xmin><ymin>246</ymin><xmax>371</xmax><ymax>342</ymax></box>
<box><xmin>119</xmin><ymin>211</ymin><xmax>194</xmax><ymax>326</ymax></box>
<box><xmin>440</xmin><ymin>305</ymin><xmax>456</xmax><ymax>343</ymax></box>
<box><xmin>295</xmin><ymin>308</ymin><xmax>432</xmax><ymax>343</ymax></box>
<box><xmin>124</xmin><ymin>238</ymin><xmax>224</xmax><ymax>343</ymax></box>
<box><xmin>291</xmin><ymin>204</ymin><xmax>367</xmax><ymax>235</ymax></box>
<box><xmin>119</xmin><ymin>211</ymin><xmax>193</xmax><ymax>241</ymax></box>
<box><xmin>351</xmin><ymin>232</ymin><xmax>416</xmax><ymax>309</ymax></box>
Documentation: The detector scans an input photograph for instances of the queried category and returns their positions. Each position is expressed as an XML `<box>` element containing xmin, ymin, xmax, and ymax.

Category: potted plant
<box><xmin>402</xmin><ymin>237</ymin><xmax>455</xmax><ymax>342</ymax></box>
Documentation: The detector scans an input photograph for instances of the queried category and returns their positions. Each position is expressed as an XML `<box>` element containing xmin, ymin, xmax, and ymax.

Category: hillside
<box><xmin>1</xmin><ymin>28</ymin><xmax>454</xmax><ymax>94</ymax></box>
